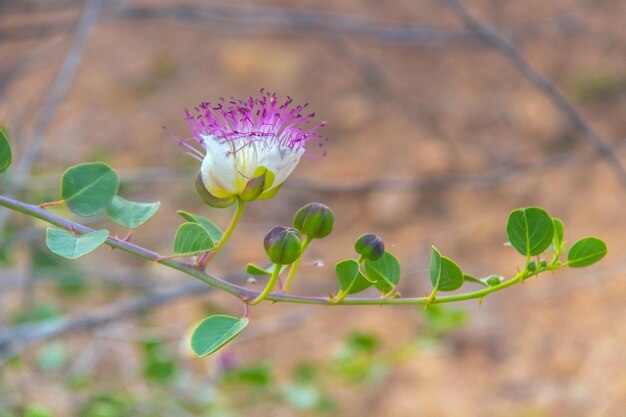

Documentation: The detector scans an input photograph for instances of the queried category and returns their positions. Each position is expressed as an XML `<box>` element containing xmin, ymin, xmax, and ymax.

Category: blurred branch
<box><xmin>10</xmin><ymin>0</ymin><xmax>101</xmax><ymax>190</ymax></box>
<box><xmin>0</xmin><ymin>0</ymin><xmax>101</xmax><ymax>330</ymax></box>
<box><xmin>290</xmin><ymin>145</ymin><xmax>624</xmax><ymax>194</ymax></box>
<box><xmin>107</xmin><ymin>2</ymin><xmax>583</xmax><ymax>47</ymax></box>
<box><xmin>0</xmin><ymin>20</ymin><xmax>73</xmax><ymax>42</ymax></box>
<box><xmin>330</xmin><ymin>39</ymin><xmax>456</xmax><ymax>146</ymax></box>
<box><xmin>5</xmin><ymin>138</ymin><xmax>625</xmax><ymax>199</ymax></box>
<box><xmin>0</xmin><ymin>0</ymin><xmax>99</xmax><ymax>220</ymax></box>
<box><xmin>0</xmin><ymin>275</ymin><xmax>309</xmax><ymax>363</ymax></box>
<box><xmin>9</xmin><ymin>143</ymin><xmax>622</xmax><ymax>196</ymax></box>
<box><xmin>0</xmin><ymin>281</ymin><xmax>212</xmax><ymax>363</ymax></box>
<box><xmin>439</xmin><ymin>0</ymin><xmax>626</xmax><ymax>188</ymax></box>
<box><xmin>0</xmin><ymin>44</ymin><xmax>60</xmax><ymax>98</ymax></box>
<box><xmin>0</xmin><ymin>0</ymin><xmax>79</xmax><ymax>14</ymax></box>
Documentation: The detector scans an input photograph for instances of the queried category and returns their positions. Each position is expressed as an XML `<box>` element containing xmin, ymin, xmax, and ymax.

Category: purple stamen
<box><xmin>183</xmin><ymin>90</ymin><xmax>326</xmax><ymax>155</ymax></box>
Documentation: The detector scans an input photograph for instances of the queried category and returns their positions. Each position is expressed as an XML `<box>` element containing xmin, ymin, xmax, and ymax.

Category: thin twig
<box><xmin>439</xmin><ymin>0</ymin><xmax>626</xmax><ymax>187</ymax></box>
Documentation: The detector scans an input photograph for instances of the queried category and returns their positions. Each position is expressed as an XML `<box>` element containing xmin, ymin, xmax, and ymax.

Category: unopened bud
<box><xmin>355</xmin><ymin>233</ymin><xmax>385</xmax><ymax>261</ymax></box>
<box><xmin>485</xmin><ymin>275</ymin><xmax>503</xmax><ymax>286</ymax></box>
<box><xmin>264</xmin><ymin>226</ymin><xmax>302</xmax><ymax>265</ymax></box>
<box><xmin>293</xmin><ymin>203</ymin><xmax>334</xmax><ymax>239</ymax></box>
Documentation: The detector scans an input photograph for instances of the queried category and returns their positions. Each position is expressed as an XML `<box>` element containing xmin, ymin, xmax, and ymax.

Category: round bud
<box><xmin>485</xmin><ymin>275</ymin><xmax>503</xmax><ymax>287</ymax></box>
<box><xmin>354</xmin><ymin>233</ymin><xmax>385</xmax><ymax>261</ymax></box>
<box><xmin>264</xmin><ymin>226</ymin><xmax>302</xmax><ymax>265</ymax></box>
<box><xmin>527</xmin><ymin>261</ymin><xmax>537</xmax><ymax>272</ymax></box>
<box><xmin>293</xmin><ymin>203</ymin><xmax>334</xmax><ymax>239</ymax></box>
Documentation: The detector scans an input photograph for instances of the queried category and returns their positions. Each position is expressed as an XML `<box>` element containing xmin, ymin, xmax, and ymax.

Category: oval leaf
<box><xmin>106</xmin><ymin>195</ymin><xmax>160</xmax><ymax>228</ymax></box>
<box><xmin>46</xmin><ymin>228</ymin><xmax>109</xmax><ymax>259</ymax></box>
<box><xmin>61</xmin><ymin>162</ymin><xmax>119</xmax><ymax>217</ymax></box>
<box><xmin>429</xmin><ymin>246</ymin><xmax>464</xmax><ymax>292</ymax></box>
<box><xmin>177</xmin><ymin>210</ymin><xmax>223</xmax><ymax>242</ymax></box>
<box><xmin>364</xmin><ymin>252</ymin><xmax>400</xmax><ymax>294</ymax></box>
<box><xmin>0</xmin><ymin>127</ymin><xmax>12</xmax><ymax>173</ymax></box>
<box><xmin>506</xmin><ymin>207</ymin><xmax>555</xmax><ymax>256</ymax></box>
<box><xmin>191</xmin><ymin>315</ymin><xmax>249</xmax><ymax>357</ymax></box>
<box><xmin>567</xmin><ymin>237</ymin><xmax>607</xmax><ymax>268</ymax></box>
<box><xmin>336</xmin><ymin>259</ymin><xmax>373</xmax><ymax>295</ymax></box>
<box><xmin>173</xmin><ymin>222</ymin><xmax>214</xmax><ymax>255</ymax></box>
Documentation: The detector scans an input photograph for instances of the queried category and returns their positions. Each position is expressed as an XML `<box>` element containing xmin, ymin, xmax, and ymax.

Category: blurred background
<box><xmin>1</xmin><ymin>0</ymin><xmax>625</xmax><ymax>416</ymax></box>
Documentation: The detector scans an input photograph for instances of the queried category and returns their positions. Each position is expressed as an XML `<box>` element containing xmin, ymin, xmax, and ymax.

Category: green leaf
<box><xmin>24</xmin><ymin>406</ymin><xmax>53</xmax><ymax>417</ymax></box>
<box><xmin>246</xmin><ymin>263</ymin><xmax>288</xmax><ymax>277</ymax></box>
<box><xmin>246</xmin><ymin>263</ymin><xmax>272</xmax><ymax>276</ymax></box>
<box><xmin>567</xmin><ymin>237</ymin><xmax>607</xmax><ymax>268</ymax></box>
<box><xmin>223</xmin><ymin>363</ymin><xmax>272</xmax><ymax>387</ymax></box>
<box><xmin>45</xmin><ymin>228</ymin><xmax>109</xmax><ymax>259</ymax></box>
<box><xmin>177</xmin><ymin>210</ymin><xmax>223</xmax><ymax>242</ymax></box>
<box><xmin>282</xmin><ymin>384</ymin><xmax>321</xmax><ymax>411</ymax></box>
<box><xmin>141</xmin><ymin>338</ymin><xmax>177</xmax><ymax>382</ymax></box>
<box><xmin>0</xmin><ymin>127</ymin><xmax>12</xmax><ymax>173</ymax></box>
<box><xmin>173</xmin><ymin>222</ymin><xmax>214</xmax><ymax>255</ymax></box>
<box><xmin>429</xmin><ymin>246</ymin><xmax>464</xmax><ymax>292</ymax></box>
<box><xmin>190</xmin><ymin>315</ymin><xmax>249</xmax><ymax>357</ymax></box>
<box><xmin>106</xmin><ymin>195</ymin><xmax>160</xmax><ymax>228</ymax></box>
<box><xmin>37</xmin><ymin>343</ymin><xmax>67</xmax><ymax>372</ymax></box>
<box><xmin>364</xmin><ymin>252</ymin><xmax>400</xmax><ymax>293</ymax></box>
<box><xmin>506</xmin><ymin>207</ymin><xmax>555</xmax><ymax>256</ymax></box>
<box><xmin>336</xmin><ymin>259</ymin><xmax>373</xmax><ymax>295</ymax></box>
<box><xmin>550</xmin><ymin>217</ymin><xmax>565</xmax><ymax>253</ymax></box>
<box><xmin>553</xmin><ymin>218</ymin><xmax>564</xmax><ymax>244</ymax></box>
<box><xmin>422</xmin><ymin>305</ymin><xmax>468</xmax><ymax>334</ymax></box>
<box><xmin>61</xmin><ymin>162</ymin><xmax>119</xmax><ymax>217</ymax></box>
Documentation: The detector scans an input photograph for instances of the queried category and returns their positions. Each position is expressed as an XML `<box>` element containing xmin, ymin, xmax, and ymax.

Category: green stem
<box><xmin>0</xmin><ymin>195</ymin><xmax>566</xmax><ymax>308</ymax></box>
<box><xmin>199</xmin><ymin>197</ymin><xmax>245</xmax><ymax>268</ymax></box>
<box><xmin>282</xmin><ymin>236</ymin><xmax>312</xmax><ymax>293</ymax></box>
<box><xmin>249</xmin><ymin>263</ymin><xmax>282</xmax><ymax>305</ymax></box>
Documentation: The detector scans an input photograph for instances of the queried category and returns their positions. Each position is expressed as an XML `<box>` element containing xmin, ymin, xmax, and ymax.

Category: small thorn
<box><xmin>121</xmin><ymin>231</ymin><xmax>133</xmax><ymax>242</ymax></box>
<box><xmin>39</xmin><ymin>200</ymin><xmax>65</xmax><ymax>209</ymax></box>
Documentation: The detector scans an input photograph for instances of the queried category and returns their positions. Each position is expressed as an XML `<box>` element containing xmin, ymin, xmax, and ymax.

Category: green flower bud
<box><xmin>264</xmin><ymin>226</ymin><xmax>302</xmax><ymax>265</ymax></box>
<box><xmin>195</xmin><ymin>172</ymin><xmax>237</xmax><ymax>208</ymax></box>
<box><xmin>354</xmin><ymin>233</ymin><xmax>385</xmax><ymax>261</ymax></box>
<box><xmin>527</xmin><ymin>261</ymin><xmax>537</xmax><ymax>272</ymax></box>
<box><xmin>539</xmin><ymin>260</ymin><xmax>547</xmax><ymax>268</ymax></box>
<box><xmin>485</xmin><ymin>275</ymin><xmax>503</xmax><ymax>286</ymax></box>
<box><xmin>293</xmin><ymin>203</ymin><xmax>334</xmax><ymax>239</ymax></box>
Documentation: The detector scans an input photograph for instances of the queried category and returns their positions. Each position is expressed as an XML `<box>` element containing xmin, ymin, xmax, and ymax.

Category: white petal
<box><xmin>200</xmin><ymin>135</ymin><xmax>238</xmax><ymax>197</ymax></box>
<box><xmin>233</xmin><ymin>141</ymin><xmax>262</xmax><ymax>191</ymax></box>
<box><xmin>257</xmin><ymin>145</ymin><xmax>305</xmax><ymax>188</ymax></box>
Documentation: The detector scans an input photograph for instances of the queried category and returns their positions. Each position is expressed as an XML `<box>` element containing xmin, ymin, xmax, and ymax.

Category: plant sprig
<box><xmin>0</xmin><ymin>127</ymin><xmax>607</xmax><ymax>359</ymax></box>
